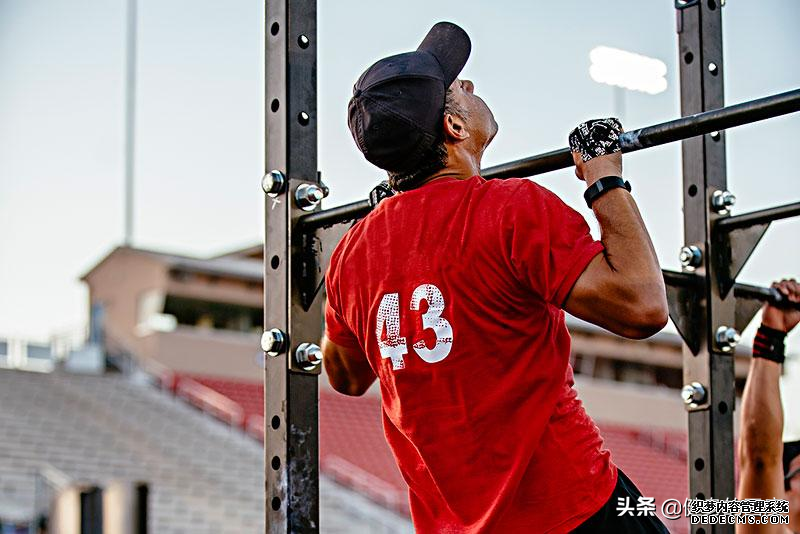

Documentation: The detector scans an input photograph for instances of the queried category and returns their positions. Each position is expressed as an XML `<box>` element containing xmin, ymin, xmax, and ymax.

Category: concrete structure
<box><xmin>80</xmin><ymin>245</ymin><xmax>264</xmax><ymax>381</ymax></box>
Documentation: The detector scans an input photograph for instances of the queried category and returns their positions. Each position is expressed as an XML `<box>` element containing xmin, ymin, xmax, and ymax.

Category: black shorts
<box><xmin>572</xmin><ymin>469</ymin><xmax>670</xmax><ymax>533</ymax></box>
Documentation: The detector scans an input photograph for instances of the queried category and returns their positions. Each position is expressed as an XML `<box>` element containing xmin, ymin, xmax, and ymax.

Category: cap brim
<box><xmin>417</xmin><ymin>22</ymin><xmax>471</xmax><ymax>87</ymax></box>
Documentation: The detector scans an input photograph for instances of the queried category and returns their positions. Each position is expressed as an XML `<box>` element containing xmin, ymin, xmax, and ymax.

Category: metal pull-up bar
<box><xmin>483</xmin><ymin>88</ymin><xmax>800</xmax><ymax>179</ymax></box>
<box><xmin>298</xmin><ymin>88</ymin><xmax>800</xmax><ymax>231</ymax></box>
<box><xmin>663</xmin><ymin>270</ymin><xmax>800</xmax><ymax>311</ymax></box>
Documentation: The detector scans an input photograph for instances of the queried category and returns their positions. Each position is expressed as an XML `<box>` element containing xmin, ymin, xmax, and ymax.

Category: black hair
<box><xmin>387</xmin><ymin>88</ymin><xmax>469</xmax><ymax>192</ymax></box>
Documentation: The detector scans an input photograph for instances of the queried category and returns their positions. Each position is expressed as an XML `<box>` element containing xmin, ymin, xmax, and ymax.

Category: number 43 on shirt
<box><xmin>375</xmin><ymin>283</ymin><xmax>453</xmax><ymax>371</ymax></box>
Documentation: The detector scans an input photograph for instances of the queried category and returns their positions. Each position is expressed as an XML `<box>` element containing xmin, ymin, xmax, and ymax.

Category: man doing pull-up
<box><xmin>323</xmin><ymin>22</ymin><xmax>669</xmax><ymax>532</ymax></box>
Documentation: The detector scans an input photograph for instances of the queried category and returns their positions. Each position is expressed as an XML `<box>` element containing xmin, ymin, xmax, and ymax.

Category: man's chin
<box><xmin>487</xmin><ymin>123</ymin><xmax>499</xmax><ymax>146</ymax></box>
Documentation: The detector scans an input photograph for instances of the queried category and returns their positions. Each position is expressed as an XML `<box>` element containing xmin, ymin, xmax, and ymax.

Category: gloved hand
<box><xmin>369</xmin><ymin>180</ymin><xmax>395</xmax><ymax>208</ymax></box>
<box><xmin>569</xmin><ymin>118</ymin><xmax>624</xmax><ymax>185</ymax></box>
<box><xmin>568</xmin><ymin>118</ymin><xmax>623</xmax><ymax>162</ymax></box>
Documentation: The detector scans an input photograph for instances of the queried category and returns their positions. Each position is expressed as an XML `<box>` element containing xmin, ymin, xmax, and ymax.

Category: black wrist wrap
<box><xmin>753</xmin><ymin>325</ymin><xmax>787</xmax><ymax>364</ymax></box>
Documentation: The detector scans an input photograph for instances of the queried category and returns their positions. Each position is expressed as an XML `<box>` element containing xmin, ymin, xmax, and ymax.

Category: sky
<box><xmin>1</xmin><ymin>0</ymin><xmax>799</xmax><ymax>429</ymax></box>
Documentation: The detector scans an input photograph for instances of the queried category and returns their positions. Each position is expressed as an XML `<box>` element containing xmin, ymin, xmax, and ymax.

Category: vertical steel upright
<box><xmin>264</xmin><ymin>0</ymin><xmax>321</xmax><ymax>532</ymax></box>
<box><xmin>676</xmin><ymin>1</ymin><xmax>735</xmax><ymax>532</ymax></box>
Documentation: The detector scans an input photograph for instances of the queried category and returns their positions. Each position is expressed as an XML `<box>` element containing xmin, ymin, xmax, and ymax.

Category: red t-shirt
<box><xmin>325</xmin><ymin>175</ymin><xmax>618</xmax><ymax>533</ymax></box>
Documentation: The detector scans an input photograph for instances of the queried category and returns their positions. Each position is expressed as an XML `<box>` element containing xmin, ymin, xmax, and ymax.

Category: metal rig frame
<box><xmin>262</xmin><ymin>1</ymin><xmax>800</xmax><ymax>532</ymax></box>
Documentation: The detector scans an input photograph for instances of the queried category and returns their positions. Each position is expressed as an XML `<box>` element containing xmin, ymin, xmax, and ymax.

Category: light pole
<box><xmin>123</xmin><ymin>0</ymin><xmax>137</xmax><ymax>246</ymax></box>
<box><xmin>589</xmin><ymin>46</ymin><xmax>667</xmax><ymax>123</ymax></box>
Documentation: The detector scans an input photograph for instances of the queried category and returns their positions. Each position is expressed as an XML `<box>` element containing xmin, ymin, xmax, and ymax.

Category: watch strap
<box><xmin>584</xmin><ymin>176</ymin><xmax>632</xmax><ymax>209</ymax></box>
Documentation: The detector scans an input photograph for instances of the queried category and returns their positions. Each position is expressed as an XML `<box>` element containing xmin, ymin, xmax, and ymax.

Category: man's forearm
<box><xmin>739</xmin><ymin>317</ymin><xmax>790</xmax><ymax>468</ymax></box>
<box><xmin>591</xmin><ymin>188</ymin><xmax>665</xmax><ymax>304</ymax></box>
<box><xmin>739</xmin><ymin>357</ymin><xmax>784</xmax><ymax>467</ymax></box>
<box><xmin>566</xmin><ymin>126</ymin><xmax>668</xmax><ymax>338</ymax></box>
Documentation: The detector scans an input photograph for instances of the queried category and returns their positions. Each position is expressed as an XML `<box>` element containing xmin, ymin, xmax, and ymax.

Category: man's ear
<box><xmin>443</xmin><ymin>112</ymin><xmax>469</xmax><ymax>142</ymax></box>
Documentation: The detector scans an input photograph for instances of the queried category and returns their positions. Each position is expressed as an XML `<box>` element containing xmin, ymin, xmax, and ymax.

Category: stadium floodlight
<box><xmin>589</xmin><ymin>46</ymin><xmax>668</xmax><ymax>95</ymax></box>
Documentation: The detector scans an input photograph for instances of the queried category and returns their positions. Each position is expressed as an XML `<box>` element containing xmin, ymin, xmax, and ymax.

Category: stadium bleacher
<box><xmin>0</xmin><ymin>368</ymin><xmax>412</xmax><ymax>533</ymax></box>
<box><xmin>0</xmin><ymin>362</ymin><xmax>692</xmax><ymax>532</ymax></box>
<box><xmin>184</xmin><ymin>374</ymin><xmax>691</xmax><ymax>533</ymax></box>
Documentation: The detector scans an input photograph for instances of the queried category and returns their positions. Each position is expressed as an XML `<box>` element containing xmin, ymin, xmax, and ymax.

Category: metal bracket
<box><xmin>296</xmin><ymin>217</ymin><xmax>353</xmax><ymax>312</ymax></box>
<box><xmin>296</xmin><ymin>218</ymin><xmax>323</xmax><ymax>312</ymax></box>
<box><xmin>664</xmin><ymin>270</ymin><xmax>704</xmax><ymax>355</ymax></box>
<box><xmin>734</xmin><ymin>294</ymin><xmax>763</xmax><ymax>333</ymax></box>
<box><xmin>713</xmin><ymin>222</ymin><xmax>769</xmax><ymax>299</ymax></box>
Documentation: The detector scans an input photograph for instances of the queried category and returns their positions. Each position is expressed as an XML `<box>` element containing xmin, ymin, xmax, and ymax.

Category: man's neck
<box><xmin>419</xmin><ymin>151</ymin><xmax>482</xmax><ymax>187</ymax></box>
<box><xmin>422</xmin><ymin>168</ymin><xmax>475</xmax><ymax>185</ymax></box>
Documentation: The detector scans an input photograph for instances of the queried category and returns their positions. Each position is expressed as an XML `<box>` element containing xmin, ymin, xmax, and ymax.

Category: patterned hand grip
<box><xmin>568</xmin><ymin>118</ymin><xmax>624</xmax><ymax>163</ymax></box>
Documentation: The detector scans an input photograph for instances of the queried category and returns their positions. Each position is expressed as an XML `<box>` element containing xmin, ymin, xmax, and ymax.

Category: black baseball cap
<box><xmin>347</xmin><ymin>22</ymin><xmax>471</xmax><ymax>173</ymax></box>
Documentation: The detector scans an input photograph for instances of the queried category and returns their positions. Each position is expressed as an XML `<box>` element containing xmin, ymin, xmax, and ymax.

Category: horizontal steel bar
<box><xmin>482</xmin><ymin>147</ymin><xmax>572</xmax><ymax>179</ymax></box>
<box><xmin>733</xmin><ymin>282</ymin><xmax>800</xmax><ymax>311</ymax></box>
<box><xmin>483</xmin><ymin>87</ymin><xmax>800</xmax><ymax>179</ymax></box>
<box><xmin>300</xmin><ymin>88</ymin><xmax>800</xmax><ymax>230</ymax></box>
<box><xmin>297</xmin><ymin>199</ymin><xmax>371</xmax><ymax>230</ymax></box>
<box><xmin>715</xmin><ymin>201</ymin><xmax>800</xmax><ymax>232</ymax></box>
<box><xmin>662</xmin><ymin>269</ymin><xmax>699</xmax><ymax>288</ymax></box>
<box><xmin>663</xmin><ymin>270</ymin><xmax>800</xmax><ymax>311</ymax></box>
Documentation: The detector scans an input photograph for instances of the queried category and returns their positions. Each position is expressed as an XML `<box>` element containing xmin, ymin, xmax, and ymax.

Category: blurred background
<box><xmin>0</xmin><ymin>0</ymin><xmax>798</xmax><ymax>532</ymax></box>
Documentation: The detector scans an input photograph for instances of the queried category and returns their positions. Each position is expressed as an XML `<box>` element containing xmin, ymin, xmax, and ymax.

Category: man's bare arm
<box><xmin>563</xmin><ymin>149</ymin><xmax>668</xmax><ymax>339</ymax></box>
<box><xmin>322</xmin><ymin>336</ymin><xmax>377</xmax><ymax>396</ymax></box>
<box><xmin>736</xmin><ymin>279</ymin><xmax>799</xmax><ymax>534</ymax></box>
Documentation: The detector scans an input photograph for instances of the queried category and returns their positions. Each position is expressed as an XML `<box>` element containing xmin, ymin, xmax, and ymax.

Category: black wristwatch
<box><xmin>584</xmin><ymin>176</ymin><xmax>632</xmax><ymax>208</ymax></box>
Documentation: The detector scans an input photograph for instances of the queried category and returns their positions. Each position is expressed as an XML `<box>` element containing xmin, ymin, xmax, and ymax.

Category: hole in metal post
<box><xmin>271</xmin><ymin>497</ymin><xmax>281</xmax><ymax>511</ymax></box>
<box><xmin>270</xmin><ymin>99</ymin><xmax>279</xmax><ymax>112</ymax></box>
<box><xmin>684</xmin><ymin>52</ymin><xmax>694</xmax><ymax>64</ymax></box>
<box><xmin>697</xmin><ymin>529</ymin><xmax>706</xmax><ymax>534</ymax></box>
<box><xmin>270</xmin><ymin>22</ymin><xmax>279</xmax><ymax>36</ymax></box>
<box><xmin>708</xmin><ymin>62</ymin><xmax>719</xmax><ymax>75</ymax></box>
<box><xmin>271</xmin><ymin>415</ymin><xmax>280</xmax><ymax>429</ymax></box>
<box><xmin>707</xmin><ymin>0</ymin><xmax>716</xmax><ymax>9</ymax></box>
<box><xmin>718</xmin><ymin>401</ymin><xmax>728</xmax><ymax>414</ymax></box>
<box><xmin>696</xmin><ymin>492</ymin><xmax>706</xmax><ymax>500</ymax></box>
<box><xmin>298</xmin><ymin>35</ymin><xmax>310</xmax><ymax>49</ymax></box>
<box><xmin>270</xmin><ymin>255</ymin><xmax>280</xmax><ymax>269</ymax></box>
<box><xmin>271</xmin><ymin>456</ymin><xmax>281</xmax><ymax>470</ymax></box>
<box><xmin>298</xmin><ymin>112</ymin><xmax>310</xmax><ymax>126</ymax></box>
<box><xmin>688</xmin><ymin>185</ymin><xmax>698</xmax><ymax>197</ymax></box>
<box><xmin>694</xmin><ymin>458</ymin><xmax>705</xmax><ymax>471</ymax></box>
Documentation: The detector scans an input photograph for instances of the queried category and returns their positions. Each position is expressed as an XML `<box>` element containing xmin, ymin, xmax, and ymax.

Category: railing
<box><xmin>175</xmin><ymin>376</ymin><xmax>246</xmax><ymax>428</ymax></box>
<box><xmin>246</xmin><ymin>414</ymin><xmax>265</xmax><ymax>442</ymax></box>
<box><xmin>137</xmin><ymin>356</ymin><xmax>178</xmax><ymax>392</ymax></box>
<box><xmin>322</xmin><ymin>455</ymin><xmax>409</xmax><ymax>516</ymax></box>
<box><xmin>101</xmin><ymin>328</ymin><xmax>251</xmax><ymax>433</ymax></box>
<box><xmin>633</xmin><ymin>429</ymin><xmax>688</xmax><ymax>463</ymax></box>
